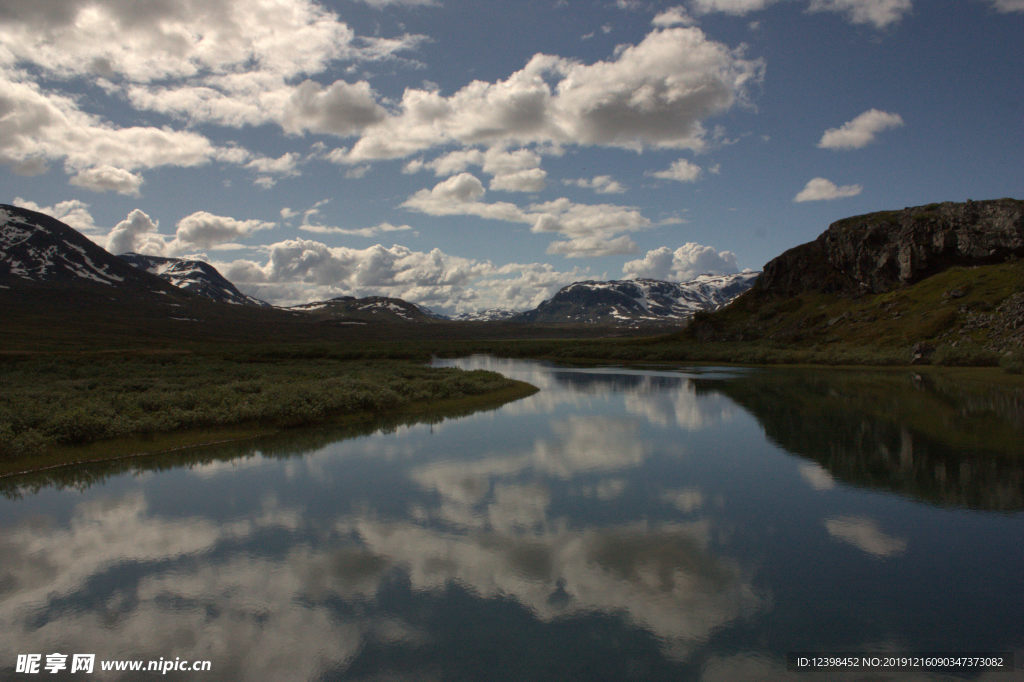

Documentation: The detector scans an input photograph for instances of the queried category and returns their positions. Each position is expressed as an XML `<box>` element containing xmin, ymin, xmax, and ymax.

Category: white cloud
<box><xmin>0</xmin><ymin>72</ymin><xmax>241</xmax><ymax>179</ymax></box>
<box><xmin>69</xmin><ymin>165</ymin><xmax>144</xmax><ymax>196</ymax></box>
<box><xmin>414</xmin><ymin>147</ymin><xmax>548</xmax><ymax>192</ymax></box>
<box><xmin>12</xmin><ymin>197</ymin><xmax>99</xmax><ymax>235</ymax></box>
<box><xmin>299</xmin><ymin>222</ymin><xmax>415</xmax><ymax>238</ymax></box>
<box><xmin>245</xmin><ymin>153</ymin><xmax>301</xmax><ymax>177</ymax></box>
<box><xmin>689</xmin><ymin>0</ymin><xmax>778</xmax><ymax>15</ymax></box>
<box><xmin>650</xmin><ymin>158</ymin><xmax>702</xmax><ymax>182</ymax></box>
<box><xmin>207</xmin><ymin>230</ymin><xmax>591</xmax><ymax>312</ymax></box>
<box><xmin>357</xmin><ymin>0</ymin><xmax>439</xmax><ymax>6</ymax></box>
<box><xmin>401</xmin><ymin>173</ymin><xmax>527</xmax><ymax>222</ymax></box>
<box><xmin>489</xmin><ymin>168</ymin><xmax>547</xmax><ymax>192</ymax></box>
<box><xmin>564</xmin><ymin>175</ymin><xmax>627</xmax><ymax>194</ymax></box>
<box><xmin>652</xmin><ymin>6</ymin><xmax>698</xmax><ymax>26</ymax></box>
<box><xmin>0</xmin><ymin>0</ymin><xmax>424</xmax><ymax>157</ymax></box>
<box><xmin>818</xmin><ymin>109</ymin><xmax>904</xmax><ymax>149</ymax></box>
<box><xmin>623</xmin><ymin>243</ymin><xmax>740</xmax><ymax>281</ymax></box>
<box><xmin>692</xmin><ymin>0</ymin><xmax>912</xmax><ymax>27</ymax></box>
<box><xmin>106</xmin><ymin>208</ymin><xmax>166</xmax><ymax>255</ymax></box>
<box><xmin>174</xmin><ymin>212</ymin><xmax>275</xmax><ymax>250</ymax></box>
<box><xmin>281</xmin><ymin>79</ymin><xmax>388</xmax><ymax>136</ymax></box>
<box><xmin>340</xmin><ymin>26</ymin><xmax>763</xmax><ymax>162</ymax></box>
<box><xmin>807</xmin><ymin>0</ymin><xmax>912</xmax><ymax>28</ymax></box>
<box><xmin>104</xmin><ymin>209</ymin><xmax>274</xmax><ymax>256</ymax></box>
<box><xmin>990</xmin><ymin>0</ymin><xmax>1024</xmax><ymax>10</ymax></box>
<box><xmin>546</xmin><ymin>235</ymin><xmax>637</xmax><ymax>258</ymax></box>
<box><xmin>402</xmin><ymin>174</ymin><xmax>654</xmax><ymax>258</ymax></box>
<box><xmin>0</xmin><ymin>0</ymin><xmax>351</xmax><ymax>82</ymax></box>
<box><xmin>793</xmin><ymin>177</ymin><xmax>863</xmax><ymax>202</ymax></box>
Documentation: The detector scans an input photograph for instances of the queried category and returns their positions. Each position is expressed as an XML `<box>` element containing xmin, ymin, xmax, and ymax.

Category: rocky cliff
<box><xmin>757</xmin><ymin>198</ymin><xmax>1024</xmax><ymax>297</ymax></box>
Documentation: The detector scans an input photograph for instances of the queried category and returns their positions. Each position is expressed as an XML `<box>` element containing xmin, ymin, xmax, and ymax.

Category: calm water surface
<box><xmin>1</xmin><ymin>357</ymin><xmax>1022</xmax><ymax>680</ymax></box>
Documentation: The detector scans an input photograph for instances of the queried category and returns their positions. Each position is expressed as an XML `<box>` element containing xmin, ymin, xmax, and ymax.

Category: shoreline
<box><xmin>0</xmin><ymin>372</ymin><xmax>537</xmax><ymax>479</ymax></box>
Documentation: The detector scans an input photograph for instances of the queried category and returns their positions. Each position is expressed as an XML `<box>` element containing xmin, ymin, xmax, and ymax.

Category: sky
<box><xmin>2</xmin><ymin>0</ymin><xmax>1022</xmax><ymax>313</ymax></box>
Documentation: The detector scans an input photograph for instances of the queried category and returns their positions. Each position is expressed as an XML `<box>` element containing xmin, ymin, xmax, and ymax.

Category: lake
<box><xmin>1</xmin><ymin>357</ymin><xmax>1022</xmax><ymax>679</ymax></box>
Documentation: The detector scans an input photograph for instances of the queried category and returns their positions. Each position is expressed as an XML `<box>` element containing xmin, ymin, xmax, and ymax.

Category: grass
<box><xmin>0</xmin><ymin>352</ymin><xmax>535</xmax><ymax>467</ymax></box>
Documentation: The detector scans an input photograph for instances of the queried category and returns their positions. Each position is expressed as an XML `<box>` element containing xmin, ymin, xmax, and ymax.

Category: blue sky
<box><xmin>2</xmin><ymin>0</ymin><xmax>1022</xmax><ymax>312</ymax></box>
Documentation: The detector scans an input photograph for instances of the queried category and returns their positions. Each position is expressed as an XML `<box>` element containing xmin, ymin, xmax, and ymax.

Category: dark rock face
<box><xmin>758</xmin><ymin>199</ymin><xmax>1024</xmax><ymax>297</ymax></box>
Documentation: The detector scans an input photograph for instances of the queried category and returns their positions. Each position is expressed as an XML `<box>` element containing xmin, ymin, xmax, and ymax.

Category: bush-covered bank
<box><xmin>0</xmin><ymin>353</ymin><xmax>533</xmax><ymax>460</ymax></box>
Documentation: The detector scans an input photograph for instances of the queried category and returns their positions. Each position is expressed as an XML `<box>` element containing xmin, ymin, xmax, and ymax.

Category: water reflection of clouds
<box><xmin>824</xmin><ymin>516</ymin><xmax>907</xmax><ymax>558</ymax></box>
<box><xmin>798</xmin><ymin>463</ymin><xmax>836</xmax><ymax>491</ymax></box>
<box><xmin>434</xmin><ymin>357</ymin><xmax>737</xmax><ymax>432</ymax></box>
<box><xmin>352</xmin><ymin>517</ymin><xmax>760</xmax><ymax>659</ymax></box>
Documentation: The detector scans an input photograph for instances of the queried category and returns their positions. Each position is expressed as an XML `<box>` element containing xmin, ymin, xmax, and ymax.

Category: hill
<box><xmin>684</xmin><ymin>199</ymin><xmax>1024</xmax><ymax>363</ymax></box>
<box><xmin>119</xmin><ymin>253</ymin><xmax>270</xmax><ymax>307</ymax></box>
<box><xmin>284</xmin><ymin>296</ymin><xmax>442</xmax><ymax>324</ymax></box>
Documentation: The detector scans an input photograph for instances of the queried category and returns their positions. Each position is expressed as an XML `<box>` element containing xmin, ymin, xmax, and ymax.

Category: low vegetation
<box><xmin>0</xmin><ymin>352</ymin><xmax>533</xmax><ymax>462</ymax></box>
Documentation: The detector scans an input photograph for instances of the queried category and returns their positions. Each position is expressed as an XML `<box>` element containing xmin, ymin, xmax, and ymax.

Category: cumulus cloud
<box><xmin>689</xmin><ymin>0</ymin><xmax>777</xmax><ymax>15</ymax></box>
<box><xmin>793</xmin><ymin>177</ymin><xmax>863</xmax><ymax>202</ymax></box>
<box><xmin>0</xmin><ymin>72</ymin><xmax>242</xmax><ymax>177</ymax></box>
<box><xmin>200</xmin><ymin>225</ymin><xmax>592</xmax><ymax>311</ymax></box>
<box><xmin>489</xmin><ymin>168</ymin><xmax>547</xmax><ymax>192</ymax></box>
<box><xmin>807</xmin><ymin>0</ymin><xmax>912</xmax><ymax>28</ymax></box>
<box><xmin>174</xmin><ymin>212</ymin><xmax>274</xmax><ymax>250</ymax></box>
<box><xmin>103</xmin><ymin>209</ymin><xmax>274</xmax><ymax>256</ymax></box>
<box><xmin>650</xmin><ymin>158</ymin><xmax>702</xmax><ymax>182</ymax></box>
<box><xmin>652</xmin><ymin>6</ymin><xmax>698</xmax><ymax>25</ymax></box>
<box><xmin>547</xmin><ymin>235</ymin><xmax>637</xmax><ymax>258</ymax></box>
<box><xmin>299</xmin><ymin>222</ymin><xmax>415</xmax><ymax>238</ymax></box>
<box><xmin>338</xmin><ymin>26</ymin><xmax>763</xmax><ymax>162</ymax></box>
<box><xmin>818</xmin><ymin>109</ymin><xmax>904</xmax><ymax>149</ymax></box>
<box><xmin>106</xmin><ymin>208</ymin><xmax>165</xmax><ymax>255</ymax></box>
<box><xmin>13</xmin><ymin>197</ymin><xmax>99</xmax><ymax>235</ymax></box>
<box><xmin>409</xmin><ymin>147</ymin><xmax>548</xmax><ymax>192</ymax></box>
<box><xmin>691</xmin><ymin>0</ymin><xmax>912</xmax><ymax>27</ymax></box>
<box><xmin>622</xmin><ymin>243</ymin><xmax>740</xmax><ymax>281</ymax></box>
<box><xmin>564</xmin><ymin>175</ymin><xmax>627</xmax><ymax>194</ymax></box>
<box><xmin>0</xmin><ymin>0</ymin><xmax>424</xmax><ymax>179</ymax></box>
<box><xmin>281</xmin><ymin>79</ymin><xmax>388</xmax><ymax>136</ymax></box>
<box><xmin>401</xmin><ymin>173</ymin><xmax>526</xmax><ymax>221</ymax></box>
<box><xmin>403</xmin><ymin>174</ymin><xmax>655</xmax><ymax>257</ymax></box>
<box><xmin>69</xmin><ymin>165</ymin><xmax>144</xmax><ymax>196</ymax></box>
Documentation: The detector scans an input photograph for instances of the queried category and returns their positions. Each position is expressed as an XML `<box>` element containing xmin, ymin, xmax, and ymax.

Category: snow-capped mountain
<box><xmin>450</xmin><ymin>308</ymin><xmax>519</xmax><ymax>322</ymax></box>
<box><xmin>513</xmin><ymin>272</ymin><xmax>760</xmax><ymax>326</ymax></box>
<box><xmin>284</xmin><ymin>296</ymin><xmax>442</xmax><ymax>323</ymax></box>
<box><xmin>119</xmin><ymin>253</ymin><xmax>269</xmax><ymax>307</ymax></box>
<box><xmin>0</xmin><ymin>204</ymin><xmax>177</xmax><ymax>294</ymax></box>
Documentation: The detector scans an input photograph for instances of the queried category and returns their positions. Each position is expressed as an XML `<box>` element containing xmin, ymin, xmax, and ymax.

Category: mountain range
<box><xmin>1</xmin><ymin>203</ymin><xmax>756</xmax><ymax>327</ymax></box>
<box><xmin>118</xmin><ymin>253</ymin><xmax>270</xmax><ymax>307</ymax></box>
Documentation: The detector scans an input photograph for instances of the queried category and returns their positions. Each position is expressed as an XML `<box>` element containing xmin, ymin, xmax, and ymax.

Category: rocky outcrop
<box><xmin>758</xmin><ymin>198</ymin><xmax>1024</xmax><ymax>297</ymax></box>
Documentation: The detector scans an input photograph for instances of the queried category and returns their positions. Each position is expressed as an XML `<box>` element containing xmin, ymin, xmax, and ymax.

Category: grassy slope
<box><xmin>671</xmin><ymin>260</ymin><xmax>1024</xmax><ymax>366</ymax></box>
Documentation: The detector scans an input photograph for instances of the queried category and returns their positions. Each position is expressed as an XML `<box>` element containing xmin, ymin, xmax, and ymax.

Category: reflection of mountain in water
<box><xmin>693</xmin><ymin>369</ymin><xmax>1024</xmax><ymax>510</ymax></box>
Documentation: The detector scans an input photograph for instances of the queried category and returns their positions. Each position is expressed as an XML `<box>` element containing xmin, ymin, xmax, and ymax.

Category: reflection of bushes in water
<box><xmin>693</xmin><ymin>369</ymin><xmax>1024</xmax><ymax>510</ymax></box>
<box><xmin>0</xmin><ymin>355</ymin><xmax>519</xmax><ymax>456</ymax></box>
<box><xmin>0</xmin><ymin>380</ymin><xmax>534</xmax><ymax>500</ymax></box>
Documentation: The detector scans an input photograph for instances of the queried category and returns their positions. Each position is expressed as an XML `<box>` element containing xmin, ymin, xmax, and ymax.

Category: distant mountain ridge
<box><xmin>2</xmin><ymin>202</ymin><xmax>758</xmax><ymax>329</ymax></box>
<box><xmin>0</xmin><ymin>204</ymin><xmax>174</xmax><ymax>293</ymax></box>
<box><xmin>284</xmin><ymin>296</ymin><xmax>442</xmax><ymax>323</ymax></box>
<box><xmin>512</xmin><ymin>273</ymin><xmax>760</xmax><ymax>326</ymax></box>
<box><xmin>119</xmin><ymin>253</ymin><xmax>269</xmax><ymax>307</ymax></box>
